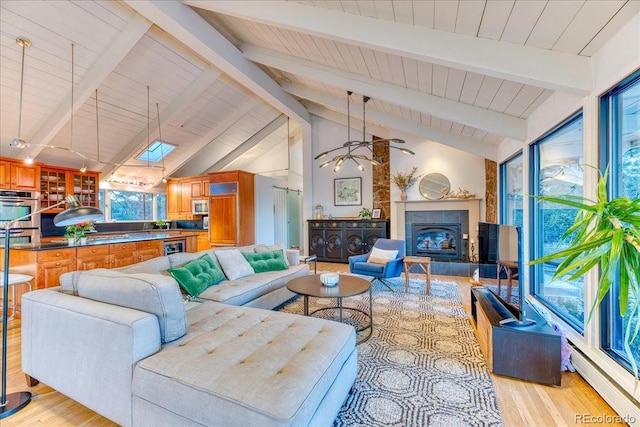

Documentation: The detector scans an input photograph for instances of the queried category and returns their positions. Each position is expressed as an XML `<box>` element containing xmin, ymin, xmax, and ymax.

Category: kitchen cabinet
<box><xmin>70</xmin><ymin>171</ymin><xmax>99</xmax><ymax>207</ymax></box>
<box><xmin>36</xmin><ymin>248</ymin><xmax>77</xmax><ymax>289</ymax></box>
<box><xmin>77</xmin><ymin>245</ymin><xmax>110</xmax><ymax>270</ymax></box>
<box><xmin>110</xmin><ymin>242</ymin><xmax>137</xmax><ymax>268</ymax></box>
<box><xmin>166</xmin><ymin>175</ymin><xmax>209</xmax><ymax>220</ymax></box>
<box><xmin>136</xmin><ymin>240</ymin><xmax>163</xmax><ymax>262</ymax></box>
<box><xmin>0</xmin><ymin>158</ymin><xmax>40</xmax><ymax>191</ymax></box>
<box><xmin>189</xmin><ymin>230</ymin><xmax>210</xmax><ymax>252</ymax></box>
<box><xmin>40</xmin><ymin>167</ymin><xmax>99</xmax><ymax>212</ymax></box>
<box><xmin>208</xmin><ymin>170</ymin><xmax>254</xmax><ymax>247</ymax></box>
<box><xmin>308</xmin><ymin>219</ymin><xmax>389</xmax><ymax>263</ymax></box>
<box><xmin>77</xmin><ymin>241</ymin><xmax>162</xmax><ymax>269</ymax></box>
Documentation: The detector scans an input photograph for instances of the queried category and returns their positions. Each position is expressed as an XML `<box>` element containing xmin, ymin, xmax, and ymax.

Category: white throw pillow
<box><xmin>216</xmin><ymin>249</ymin><xmax>255</xmax><ymax>280</ymax></box>
<box><xmin>368</xmin><ymin>247</ymin><xmax>399</xmax><ymax>265</ymax></box>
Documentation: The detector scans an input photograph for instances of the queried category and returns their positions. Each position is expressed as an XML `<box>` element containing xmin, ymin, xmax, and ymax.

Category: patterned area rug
<box><xmin>276</xmin><ymin>276</ymin><xmax>504</xmax><ymax>427</ymax></box>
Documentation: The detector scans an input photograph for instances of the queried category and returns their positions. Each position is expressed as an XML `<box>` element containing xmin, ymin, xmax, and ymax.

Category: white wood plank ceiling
<box><xmin>0</xmin><ymin>0</ymin><xmax>637</xmax><ymax>186</ymax></box>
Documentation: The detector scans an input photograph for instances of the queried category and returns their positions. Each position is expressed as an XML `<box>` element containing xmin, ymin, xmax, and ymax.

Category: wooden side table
<box><xmin>403</xmin><ymin>256</ymin><xmax>431</xmax><ymax>294</ymax></box>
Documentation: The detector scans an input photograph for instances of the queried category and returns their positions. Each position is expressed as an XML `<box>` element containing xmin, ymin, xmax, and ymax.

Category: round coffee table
<box><xmin>287</xmin><ymin>274</ymin><xmax>372</xmax><ymax>343</ymax></box>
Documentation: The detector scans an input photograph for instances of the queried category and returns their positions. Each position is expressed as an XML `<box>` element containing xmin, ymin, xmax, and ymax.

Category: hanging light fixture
<box><xmin>314</xmin><ymin>91</ymin><xmax>414</xmax><ymax>171</ymax></box>
<box><xmin>10</xmin><ymin>37</ymin><xmax>31</xmax><ymax>149</ymax></box>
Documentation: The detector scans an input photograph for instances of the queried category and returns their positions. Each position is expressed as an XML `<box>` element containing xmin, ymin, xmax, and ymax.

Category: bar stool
<box><xmin>0</xmin><ymin>273</ymin><xmax>33</xmax><ymax>321</ymax></box>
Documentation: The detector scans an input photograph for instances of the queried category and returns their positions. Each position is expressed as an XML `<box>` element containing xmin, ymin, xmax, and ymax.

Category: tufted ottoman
<box><xmin>132</xmin><ymin>301</ymin><xmax>357</xmax><ymax>426</ymax></box>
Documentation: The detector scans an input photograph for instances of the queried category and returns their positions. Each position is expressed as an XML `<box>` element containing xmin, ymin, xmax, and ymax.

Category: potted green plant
<box><xmin>530</xmin><ymin>167</ymin><xmax>640</xmax><ymax>376</ymax></box>
<box><xmin>391</xmin><ymin>166</ymin><xmax>421</xmax><ymax>201</ymax></box>
<box><xmin>65</xmin><ymin>222</ymin><xmax>93</xmax><ymax>245</ymax></box>
<box><xmin>359</xmin><ymin>207</ymin><xmax>372</xmax><ymax>219</ymax></box>
<box><xmin>155</xmin><ymin>219</ymin><xmax>167</xmax><ymax>229</ymax></box>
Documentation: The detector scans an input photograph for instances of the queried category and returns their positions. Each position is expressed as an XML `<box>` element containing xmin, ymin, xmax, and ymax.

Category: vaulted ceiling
<box><xmin>1</xmin><ymin>1</ymin><xmax>637</xmax><ymax>187</ymax></box>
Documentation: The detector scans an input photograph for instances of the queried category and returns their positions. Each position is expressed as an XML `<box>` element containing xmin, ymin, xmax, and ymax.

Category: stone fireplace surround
<box><xmin>394</xmin><ymin>199</ymin><xmax>483</xmax><ymax>277</ymax></box>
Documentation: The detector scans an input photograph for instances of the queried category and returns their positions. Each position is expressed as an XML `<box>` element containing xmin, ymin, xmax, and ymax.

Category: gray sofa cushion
<box><xmin>74</xmin><ymin>269</ymin><xmax>187</xmax><ymax>343</ymax></box>
<box><xmin>198</xmin><ymin>264</ymin><xmax>308</xmax><ymax>306</ymax></box>
<box><xmin>133</xmin><ymin>302</ymin><xmax>357</xmax><ymax>426</ymax></box>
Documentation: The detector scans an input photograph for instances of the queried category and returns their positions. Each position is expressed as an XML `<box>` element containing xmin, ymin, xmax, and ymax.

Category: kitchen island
<box><xmin>1</xmin><ymin>233</ymin><xmax>198</xmax><ymax>317</ymax></box>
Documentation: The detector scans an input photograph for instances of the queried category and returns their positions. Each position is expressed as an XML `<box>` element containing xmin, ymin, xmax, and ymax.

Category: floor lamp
<box><xmin>1</xmin><ymin>195</ymin><xmax>103</xmax><ymax>419</ymax></box>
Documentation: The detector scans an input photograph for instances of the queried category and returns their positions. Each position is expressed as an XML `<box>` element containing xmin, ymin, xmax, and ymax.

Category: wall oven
<box><xmin>0</xmin><ymin>190</ymin><xmax>40</xmax><ymax>245</ymax></box>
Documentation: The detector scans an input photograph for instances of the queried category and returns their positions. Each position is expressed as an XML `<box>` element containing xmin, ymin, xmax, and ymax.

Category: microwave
<box><xmin>192</xmin><ymin>199</ymin><xmax>208</xmax><ymax>215</ymax></box>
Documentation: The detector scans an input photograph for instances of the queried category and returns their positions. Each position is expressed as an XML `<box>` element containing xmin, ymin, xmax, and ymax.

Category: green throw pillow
<box><xmin>167</xmin><ymin>254</ymin><xmax>226</xmax><ymax>297</ymax></box>
<box><xmin>243</xmin><ymin>249</ymin><xmax>288</xmax><ymax>273</ymax></box>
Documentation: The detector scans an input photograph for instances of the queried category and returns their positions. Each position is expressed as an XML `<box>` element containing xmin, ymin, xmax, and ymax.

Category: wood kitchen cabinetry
<box><xmin>76</xmin><ymin>241</ymin><xmax>159</xmax><ymax>270</ymax></box>
<box><xmin>77</xmin><ymin>245</ymin><xmax>111</xmax><ymax>270</ymax></box>
<box><xmin>110</xmin><ymin>242</ymin><xmax>138</xmax><ymax>268</ymax></box>
<box><xmin>0</xmin><ymin>158</ymin><xmax>40</xmax><ymax>191</ymax></box>
<box><xmin>308</xmin><ymin>219</ymin><xmax>389</xmax><ymax>263</ymax></box>
<box><xmin>40</xmin><ymin>166</ymin><xmax>99</xmax><ymax>212</ymax></box>
<box><xmin>208</xmin><ymin>170</ymin><xmax>254</xmax><ymax>247</ymax></box>
<box><xmin>166</xmin><ymin>175</ymin><xmax>209</xmax><ymax>220</ymax></box>
<box><xmin>190</xmin><ymin>230</ymin><xmax>210</xmax><ymax>252</ymax></box>
<box><xmin>36</xmin><ymin>248</ymin><xmax>77</xmax><ymax>289</ymax></box>
<box><xmin>136</xmin><ymin>240</ymin><xmax>164</xmax><ymax>262</ymax></box>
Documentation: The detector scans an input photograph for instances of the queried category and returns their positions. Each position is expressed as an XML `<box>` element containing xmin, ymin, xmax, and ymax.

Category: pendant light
<box><xmin>10</xmin><ymin>37</ymin><xmax>31</xmax><ymax>149</ymax></box>
<box><xmin>314</xmin><ymin>91</ymin><xmax>414</xmax><ymax>171</ymax></box>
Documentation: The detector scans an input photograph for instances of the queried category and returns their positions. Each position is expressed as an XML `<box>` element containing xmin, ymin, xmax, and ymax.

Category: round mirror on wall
<box><xmin>419</xmin><ymin>173</ymin><xmax>451</xmax><ymax>200</ymax></box>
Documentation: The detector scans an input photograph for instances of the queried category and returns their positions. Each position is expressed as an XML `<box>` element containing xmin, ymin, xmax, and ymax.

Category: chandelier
<box><xmin>315</xmin><ymin>91</ymin><xmax>414</xmax><ymax>171</ymax></box>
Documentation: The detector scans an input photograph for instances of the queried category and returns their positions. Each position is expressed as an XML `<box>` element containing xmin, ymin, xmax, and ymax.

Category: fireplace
<box><xmin>412</xmin><ymin>223</ymin><xmax>461</xmax><ymax>260</ymax></box>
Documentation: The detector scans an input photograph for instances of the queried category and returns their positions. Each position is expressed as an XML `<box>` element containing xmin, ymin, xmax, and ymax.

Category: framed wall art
<box><xmin>334</xmin><ymin>177</ymin><xmax>362</xmax><ymax>206</ymax></box>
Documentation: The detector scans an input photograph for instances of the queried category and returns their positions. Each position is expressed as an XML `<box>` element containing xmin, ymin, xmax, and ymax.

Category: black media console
<box><xmin>471</xmin><ymin>287</ymin><xmax>562</xmax><ymax>386</ymax></box>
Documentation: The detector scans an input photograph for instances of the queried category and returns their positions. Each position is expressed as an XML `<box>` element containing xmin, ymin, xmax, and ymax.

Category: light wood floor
<box><xmin>1</xmin><ymin>261</ymin><xmax>624</xmax><ymax>426</ymax></box>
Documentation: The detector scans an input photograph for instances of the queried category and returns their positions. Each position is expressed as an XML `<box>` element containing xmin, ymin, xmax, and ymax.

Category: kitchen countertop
<box><xmin>9</xmin><ymin>233</ymin><xmax>199</xmax><ymax>252</ymax></box>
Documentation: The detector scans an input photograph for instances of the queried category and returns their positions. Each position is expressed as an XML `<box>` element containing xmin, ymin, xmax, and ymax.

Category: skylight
<box><xmin>137</xmin><ymin>140</ymin><xmax>175</xmax><ymax>163</ymax></box>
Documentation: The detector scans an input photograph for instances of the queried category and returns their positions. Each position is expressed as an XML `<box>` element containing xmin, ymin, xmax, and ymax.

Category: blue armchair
<box><xmin>349</xmin><ymin>238</ymin><xmax>406</xmax><ymax>291</ymax></box>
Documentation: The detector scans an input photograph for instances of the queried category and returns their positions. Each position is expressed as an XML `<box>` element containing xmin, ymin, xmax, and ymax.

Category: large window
<box><xmin>97</xmin><ymin>189</ymin><xmax>166</xmax><ymax>221</ymax></box>
<box><xmin>500</xmin><ymin>152</ymin><xmax>523</xmax><ymax>228</ymax></box>
<box><xmin>601</xmin><ymin>69</ymin><xmax>640</xmax><ymax>372</ymax></box>
<box><xmin>529</xmin><ymin>112</ymin><xmax>584</xmax><ymax>330</ymax></box>
<box><xmin>110</xmin><ymin>191</ymin><xmax>153</xmax><ymax>221</ymax></box>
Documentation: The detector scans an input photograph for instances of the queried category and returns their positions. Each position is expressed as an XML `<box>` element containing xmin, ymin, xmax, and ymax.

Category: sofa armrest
<box><xmin>22</xmin><ymin>288</ymin><xmax>161</xmax><ymax>427</ymax></box>
<box><xmin>285</xmin><ymin>249</ymin><xmax>300</xmax><ymax>266</ymax></box>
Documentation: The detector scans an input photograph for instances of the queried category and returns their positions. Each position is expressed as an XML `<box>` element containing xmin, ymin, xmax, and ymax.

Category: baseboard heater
<box><xmin>569</xmin><ymin>343</ymin><xmax>640</xmax><ymax>426</ymax></box>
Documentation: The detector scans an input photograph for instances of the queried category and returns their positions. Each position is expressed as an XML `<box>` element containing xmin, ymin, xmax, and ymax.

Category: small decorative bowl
<box><xmin>320</xmin><ymin>273</ymin><xmax>339</xmax><ymax>287</ymax></box>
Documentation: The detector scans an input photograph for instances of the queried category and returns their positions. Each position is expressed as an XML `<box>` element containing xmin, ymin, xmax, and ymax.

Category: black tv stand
<box><xmin>471</xmin><ymin>287</ymin><xmax>561</xmax><ymax>386</ymax></box>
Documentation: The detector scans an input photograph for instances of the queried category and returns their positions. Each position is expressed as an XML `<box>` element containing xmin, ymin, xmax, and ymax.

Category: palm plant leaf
<box><xmin>531</xmin><ymin>166</ymin><xmax>640</xmax><ymax>377</ymax></box>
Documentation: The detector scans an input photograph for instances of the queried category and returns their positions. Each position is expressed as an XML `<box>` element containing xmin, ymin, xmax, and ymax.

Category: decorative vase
<box><xmin>80</xmin><ymin>237</ymin><xmax>88</xmax><ymax>245</ymax></box>
<box><xmin>67</xmin><ymin>238</ymin><xmax>76</xmax><ymax>246</ymax></box>
<box><xmin>401</xmin><ymin>190</ymin><xmax>408</xmax><ymax>201</ymax></box>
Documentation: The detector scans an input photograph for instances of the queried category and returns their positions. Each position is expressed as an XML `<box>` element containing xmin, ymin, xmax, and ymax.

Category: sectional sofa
<box><xmin>21</xmin><ymin>245</ymin><xmax>357</xmax><ymax>426</ymax></box>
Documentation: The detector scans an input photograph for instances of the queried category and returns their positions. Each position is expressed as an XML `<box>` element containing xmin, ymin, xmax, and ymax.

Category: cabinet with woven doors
<box><xmin>308</xmin><ymin>219</ymin><xmax>389</xmax><ymax>263</ymax></box>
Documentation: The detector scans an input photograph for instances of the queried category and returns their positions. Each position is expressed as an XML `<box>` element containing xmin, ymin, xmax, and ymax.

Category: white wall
<box><xmin>311</xmin><ymin>116</ymin><xmax>373</xmax><ymax>219</ymax></box>
<box><xmin>389</xmin><ymin>129</ymin><xmax>486</xmax><ymax>208</ymax></box>
<box><xmin>310</xmin><ymin>116</ymin><xmax>488</xmax><ymax>224</ymax></box>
